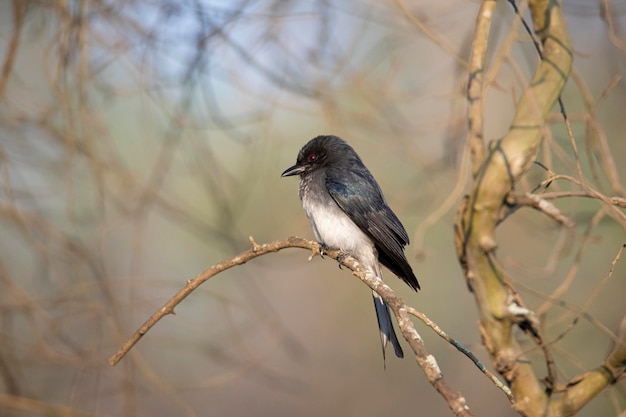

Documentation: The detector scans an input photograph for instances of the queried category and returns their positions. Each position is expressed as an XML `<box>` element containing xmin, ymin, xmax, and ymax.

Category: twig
<box><xmin>506</xmin><ymin>193</ymin><xmax>575</xmax><ymax>228</ymax></box>
<box><xmin>537</xmin><ymin>174</ymin><xmax>626</xmax><ymax>228</ymax></box>
<box><xmin>539</xmin><ymin>191</ymin><xmax>626</xmax><ymax>208</ymax></box>
<box><xmin>406</xmin><ymin>306</ymin><xmax>514</xmax><ymax>403</ymax></box>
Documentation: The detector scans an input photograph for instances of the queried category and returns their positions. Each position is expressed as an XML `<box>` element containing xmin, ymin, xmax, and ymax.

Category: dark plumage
<box><xmin>282</xmin><ymin>135</ymin><xmax>419</xmax><ymax>361</ymax></box>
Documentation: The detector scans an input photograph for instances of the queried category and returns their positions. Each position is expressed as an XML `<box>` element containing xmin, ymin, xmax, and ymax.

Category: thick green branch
<box><xmin>458</xmin><ymin>0</ymin><xmax>575</xmax><ymax>416</ymax></box>
<box><xmin>467</xmin><ymin>0</ymin><xmax>495</xmax><ymax>174</ymax></box>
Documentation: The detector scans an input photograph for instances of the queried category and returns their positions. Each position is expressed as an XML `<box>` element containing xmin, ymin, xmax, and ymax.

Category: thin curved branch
<box><xmin>107</xmin><ymin>236</ymin><xmax>314</xmax><ymax>366</ymax></box>
<box><xmin>537</xmin><ymin>191</ymin><xmax>626</xmax><ymax>208</ymax></box>
<box><xmin>107</xmin><ymin>236</ymin><xmax>516</xmax><ymax>416</ymax></box>
<box><xmin>506</xmin><ymin>193</ymin><xmax>575</xmax><ymax>228</ymax></box>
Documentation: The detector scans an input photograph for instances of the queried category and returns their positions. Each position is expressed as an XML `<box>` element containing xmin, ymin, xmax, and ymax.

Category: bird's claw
<box><xmin>315</xmin><ymin>242</ymin><xmax>348</xmax><ymax>270</ymax></box>
<box><xmin>337</xmin><ymin>252</ymin><xmax>349</xmax><ymax>269</ymax></box>
<box><xmin>319</xmin><ymin>242</ymin><xmax>331</xmax><ymax>258</ymax></box>
<box><xmin>309</xmin><ymin>242</ymin><xmax>330</xmax><ymax>261</ymax></box>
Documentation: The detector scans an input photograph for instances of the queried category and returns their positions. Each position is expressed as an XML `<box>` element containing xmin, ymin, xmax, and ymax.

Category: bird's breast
<box><xmin>300</xmin><ymin>180</ymin><xmax>374</xmax><ymax>260</ymax></box>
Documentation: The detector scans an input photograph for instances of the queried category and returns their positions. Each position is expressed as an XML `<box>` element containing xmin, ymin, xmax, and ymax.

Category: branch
<box><xmin>457</xmin><ymin>0</ymin><xmax>578</xmax><ymax>416</ymax></box>
<box><xmin>466</xmin><ymin>0</ymin><xmax>495</xmax><ymax>174</ymax></box>
<box><xmin>537</xmin><ymin>190</ymin><xmax>626</xmax><ymax>209</ymax></box>
<box><xmin>107</xmin><ymin>236</ymin><xmax>315</xmax><ymax>366</ymax></box>
<box><xmin>506</xmin><ymin>193</ymin><xmax>575</xmax><ymax>228</ymax></box>
<box><xmin>107</xmin><ymin>236</ymin><xmax>513</xmax><ymax>416</ymax></box>
<box><xmin>459</xmin><ymin>0</ymin><xmax>626</xmax><ymax>414</ymax></box>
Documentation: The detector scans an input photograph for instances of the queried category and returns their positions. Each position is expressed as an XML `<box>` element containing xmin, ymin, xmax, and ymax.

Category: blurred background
<box><xmin>0</xmin><ymin>0</ymin><xmax>625</xmax><ymax>416</ymax></box>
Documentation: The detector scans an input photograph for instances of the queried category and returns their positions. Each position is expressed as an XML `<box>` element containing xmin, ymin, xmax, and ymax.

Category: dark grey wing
<box><xmin>325</xmin><ymin>168</ymin><xmax>419</xmax><ymax>291</ymax></box>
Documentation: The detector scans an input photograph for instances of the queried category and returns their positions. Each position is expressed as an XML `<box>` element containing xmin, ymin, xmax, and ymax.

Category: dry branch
<box><xmin>108</xmin><ymin>236</ymin><xmax>517</xmax><ymax>417</ymax></box>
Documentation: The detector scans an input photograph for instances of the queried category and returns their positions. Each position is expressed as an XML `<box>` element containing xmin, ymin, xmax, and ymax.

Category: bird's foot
<box><xmin>309</xmin><ymin>242</ymin><xmax>331</xmax><ymax>261</ymax></box>
<box><xmin>336</xmin><ymin>251</ymin><xmax>350</xmax><ymax>269</ymax></box>
<box><xmin>319</xmin><ymin>242</ymin><xmax>335</xmax><ymax>258</ymax></box>
<box><xmin>311</xmin><ymin>243</ymin><xmax>348</xmax><ymax>269</ymax></box>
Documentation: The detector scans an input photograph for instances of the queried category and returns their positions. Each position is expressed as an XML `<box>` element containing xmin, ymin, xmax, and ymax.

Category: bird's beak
<box><xmin>281</xmin><ymin>164</ymin><xmax>305</xmax><ymax>177</ymax></box>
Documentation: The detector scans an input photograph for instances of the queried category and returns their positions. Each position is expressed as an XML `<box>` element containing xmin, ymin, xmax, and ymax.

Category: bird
<box><xmin>281</xmin><ymin>135</ymin><xmax>419</xmax><ymax>361</ymax></box>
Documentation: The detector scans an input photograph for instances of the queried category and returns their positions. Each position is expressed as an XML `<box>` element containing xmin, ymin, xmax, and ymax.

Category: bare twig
<box><xmin>407</xmin><ymin>306</ymin><xmax>514</xmax><ymax>403</ymax></box>
<box><xmin>507</xmin><ymin>193</ymin><xmax>575</xmax><ymax>228</ymax></box>
<box><xmin>540</xmin><ymin>174</ymin><xmax>626</xmax><ymax>228</ymax></box>
<box><xmin>538</xmin><ymin>191</ymin><xmax>626</xmax><ymax>208</ymax></box>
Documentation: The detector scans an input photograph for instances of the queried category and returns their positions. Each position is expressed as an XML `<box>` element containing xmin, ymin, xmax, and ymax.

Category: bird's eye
<box><xmin>307</xmin><ymin>153</ymin><xmax>317</xmax><ymax>163</ymax></box>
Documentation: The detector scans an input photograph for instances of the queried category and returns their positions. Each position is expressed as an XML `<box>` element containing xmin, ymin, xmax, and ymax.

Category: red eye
<box><xmin>307</xmin><ymin>153</ymin><xmax>317</xmax><ymax>163</ymax></box>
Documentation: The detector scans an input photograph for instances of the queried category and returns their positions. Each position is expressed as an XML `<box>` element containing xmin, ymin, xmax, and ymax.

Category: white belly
<box><xmin>303</xmin><ymin>196</ymin><xmax>376</xmax><ymax>265</ymax></box>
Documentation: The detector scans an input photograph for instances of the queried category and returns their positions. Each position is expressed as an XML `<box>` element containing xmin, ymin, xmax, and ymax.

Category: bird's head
<box><xmin>281</xmin><ymin>135</ymin><xmax>357</xmax><ymax>177</ymax></box>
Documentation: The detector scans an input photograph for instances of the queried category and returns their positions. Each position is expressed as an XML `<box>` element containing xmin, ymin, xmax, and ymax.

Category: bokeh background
<box><xmin>0</xmin><ymin>0</ymin><xmax>625</xmax><ymax>416</ymax></box>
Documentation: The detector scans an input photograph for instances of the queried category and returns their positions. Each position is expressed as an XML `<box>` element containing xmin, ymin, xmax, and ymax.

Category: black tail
<box><xmin>372</xmin><ymin>292</ymin><xmax>403</xmax><ymax>365</ymax></box>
